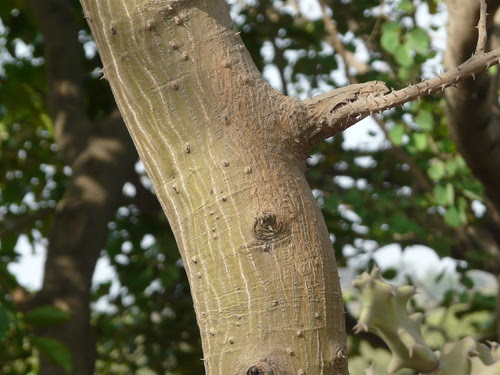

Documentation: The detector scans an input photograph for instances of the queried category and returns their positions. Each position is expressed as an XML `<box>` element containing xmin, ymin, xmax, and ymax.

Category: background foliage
<box><xmin>0</xmin><ymin>0</ymin><xmax>497</xmax><ymax>374</ymax></box>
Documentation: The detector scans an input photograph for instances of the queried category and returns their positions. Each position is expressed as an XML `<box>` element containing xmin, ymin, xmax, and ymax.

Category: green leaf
<box><xmin>323</xmin><ymin>195</ymin><xmax>339</xmax><ymax>212</ymax></box>
<box><xmin>39</xmin><ymin>113</ymin><xmax>54</xmax><ymax>137</ymax></box>
<box><xmin>444</xmin><ymin>159</ymin><xmax>458</xmax><ymax>176</ymax></box>
<box><xmin>406</xmin><ymin>28</ymin><xmax>430</xmax><ymax>55</ymax></box>
<box><xmin>394</xmin><ymin>43</ymin><xmax>413</xmax><ymax>66</ymax></box>
<box><xmin>462</xmin><ymin>189</ymin><xmax>483</xmax><ymax>201</ymax></box>
<box><xmin>457</xmin><ymin>197</ymin><xmax>468</xmax><ymax>224</ymax></box>
<box><xmin>301</xmin><ymin>22</ymin><xmax>313</xmax><ymax>33</ymax></box>
<box><xmin>460</xmin><ymin>275</ymin><xmax>474</xmax><ymax>289</ymax></box>
<box><xmin>389</xmin><ymin>123</ymin><xmax>405</xmax><ymax>146</ymax></box>
<box><xmin>387</xmin><ymin>213</ymin><xmax>424</xmax><ymax>235</ymax></box>
<box><xmin>454</xmin><ymin>155</ymin><xmax>467</xmax><ymax>169</ymax></box>
<box><xmin>0</xmin><ymin>304</ymin><xmax>10</xmax><ymax>341</ymax></box>
<box><xmin>381</xmin><ymin>22</ymin><xmax>401</xmax><ymax>53</ymax></box>
<box><xmin>397</xmin><ymin>65</ymin><xmax>412</xmax><ymax>81</ymax></box>
<box><xmin>446</xmin><ymin>183</ymin><xmax>455</xmax><ymax>206</ymax></box>
<box><xmin>398</xmin><ymin>0</ymin><xmax>414</xmax><ymax>12</ymax></box>
<box><xmin>460</xmin><ymin>179</ymin><xmax>484</xmax><ymax>197</ymax></box>
<box><xmin>381</xmin><ymin>22</ymin><xmax>401</xmax><ymax>34</ymax></box>
<box><xmin>488</xmin><ymin>64</ymin><xmax>498</xmax><ymax>76</ymax></box>
<box><xmin>444</xmin><ymin>206</ymin><xmax>461</xmax><ymax>227</ymax></box>
<box><xmin>0</xmin><ymin>122</ymin><xmax>8</xmax><ymax>141</ymax></box>
<box><xmin>415</xmin><ymin>110</ymin><xmax>433</xmax><ymax>131</ymax></box>
<box><xmin>433</xmin><ymin>185</ymin><xmax>448</xmax><ymax>205</ymax></box>
<box><xmin>412</xmin><ymin>133</ymin><xmax>428</xmax><ymax>151</ymax></box>
<box><xmin>382</xmin><ymin>268</ymin><xmax>398</xmax><ymax>280</ymax></box>
<box><xmin>32</xmin><ymin>336</ymin><xmax>72</xmax><ymax>373</ymax></box>
<box><xmin>427</xmin><ymin>160</ymin><xmax>445</xmax><ymax>180</ymax></box>
<box><xmin>24</xmin><ymin>306</ymin><xmax>70</xmax><ymax>327</ymax></box>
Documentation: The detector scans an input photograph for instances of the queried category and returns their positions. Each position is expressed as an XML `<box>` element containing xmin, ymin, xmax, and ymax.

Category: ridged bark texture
<box><xmin>79</xmin><ymin>0</ymin><xmax>347</xmax><ymax>374</ymax></box>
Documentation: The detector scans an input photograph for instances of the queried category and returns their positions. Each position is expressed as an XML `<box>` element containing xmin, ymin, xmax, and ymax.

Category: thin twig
<box><xmin>0</xmin><ymin>208</ymin><xmax>54</xmax><ymax>237</ymax></box>
<box><xmin>318</xmin><ymin>0</ymin><xmax>355</xmax><ymax>84</ymax></box>
<box><xmin>367</xmin><ymin>0</ymin><xmax>386</xmax><ymax>45</ymax></box>
<box><xmin>270</xmin><ymin>38</ymin><xmax>289</xmax><ymax>96</ymax></box>
<box><xmin>476</xmin><ymin>0</ymin><xmax>488</xmax><ymax>54</ymax></box>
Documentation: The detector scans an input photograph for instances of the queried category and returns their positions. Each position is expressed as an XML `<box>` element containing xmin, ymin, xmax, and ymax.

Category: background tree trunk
<box><xmin>34</xmin><ymin>112</ymin><xmax>137</xmax><ymax>375</ymax></box>
<box><xmin>27</xmin><ymin>1</ymin><xmax>139</xmax><ymax>374</ymax></box>
<box><xmin>444</xmin><ymin>0</ymin><xmax>500</xmax><ymax>272</ymax></box>
<box><xmin>79</xmin><ymin>0</ymin><xmax>348</xmax><ymax>373</ymax></box>
<box><xmin>444</xmin><ymin>0</ymin><xmax>500</xmax><ymax>340</ymax></box>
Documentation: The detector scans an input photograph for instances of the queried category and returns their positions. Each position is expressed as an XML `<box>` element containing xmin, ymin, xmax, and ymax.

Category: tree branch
<box><xmin>270</xmin><ymin>38</ymin><xmax>289</xmax><ymax>96</ymax></box>
<box><xmin>302</xmin><ymin>48</ymin><xmax>500</xmax><ymax>143</ymax></box>
<box><xmin>316</xmin><ymin>0</ymin><xmax>435</xmax><ymax>195</ymax></box>
<box><xmin>476</xmin><ymin>0</ymin><xmax>489</xmax><ymax>53</ymax></box>
<box><xmin>318</xmin><ymin>0</ymin><xmax>354</xmax><ymax>84</ymax></box>
<box><xmin>300</xmin><ymin>0</ymin><xmax>500</xmax><ymax>146</ymax></box>
<box><xmin>443</xmin><ymin>0</ymin><xmax>500</xmax><ymax>229</ymax></box>
<box><xmin>0</xmin><ymin>208</ymin><xmax>54</xmax><ymax>238</ymax></box>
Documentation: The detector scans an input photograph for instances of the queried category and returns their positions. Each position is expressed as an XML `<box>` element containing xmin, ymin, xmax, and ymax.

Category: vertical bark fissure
<box><xmin>80</xmin><ymin>0</ymin><xmax>347</xmax><ymax>373</ymax></box>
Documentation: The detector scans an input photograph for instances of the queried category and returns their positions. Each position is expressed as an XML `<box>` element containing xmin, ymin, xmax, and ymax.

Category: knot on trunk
<box><xmin>331</xmin><ymin>348</ymin><xmax>347</xmax><ymax>369</ymax></box>
<box><xmin>241</xmin><ymin>212</ymin><xmax>290</xmax><ymax>252</ymax></box>
<box><xmin>245</xmin><ymin>358</ymin><xmax>283</xmax><ymax>374</ymax></box>
<box><xmin>253</xmin><ymin>212</ymin><xmax>285</xmax><ymax>241</ymax></box>
<box><xmin>246</xmin><ymin>365</ymin><xmax>273</xmax><ymax>375</ymax></box>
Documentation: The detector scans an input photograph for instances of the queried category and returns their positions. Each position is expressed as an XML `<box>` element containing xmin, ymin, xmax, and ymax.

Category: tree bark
<box><xmin>79</xmin><ymin>0</ymin><xmax>348</xmax><ymax>374</ymax></box>
<box><xmin>28</xmin><ymin>1</ymin><xmax>139</xmax><ymax>374</ymax></box>
<box><xmin>444</xmin><ymin>0</ymin><xmax>500</xmax><ymax>254</ymax></box>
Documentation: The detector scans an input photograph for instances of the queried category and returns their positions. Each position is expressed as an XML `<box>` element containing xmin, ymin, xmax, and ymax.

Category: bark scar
<box><xmin>330</xmin><ymin>81</ymin><xmax>389</xmax><ymax>112</ymax></box>
<box><xmin>253</xmin><ymin>212</ymin><xmax>284</xmax><ymax>241</ymax></box>
<box><xmin>306</xmin><ymin>81</ymin><xmax>389</xmax><ymax>117</ymax></box>
<box><xmin>241</xmin><ymin>212</ymin><xmax>290</xmax><ymax>252</ymax></box>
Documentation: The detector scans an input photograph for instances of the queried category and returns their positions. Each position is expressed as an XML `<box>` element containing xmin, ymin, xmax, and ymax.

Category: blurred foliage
<box><xmin>0</xmin><ymin>0</ymin><xmax>498</xmax><ymax>374</ymax></box>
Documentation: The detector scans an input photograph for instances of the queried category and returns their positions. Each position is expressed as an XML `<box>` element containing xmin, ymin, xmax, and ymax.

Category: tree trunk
<box><xmin>444</xmin><ymin>0</ymin><xmax>500</xmax><ymax>341</ymax></box>
<box><xmin>28</xmin><ymin>1</ymin><xmax>139</xmax><ymax>374</ymax></box>
<box><xmin>33</xmin><ymin>112</ymin><xmax>137</xmax><ymax>375</ymax></box>
<box><xmin>79</xmin><ymin>0</ymin><xmax>348</xmax><ymax>374</ymax></box>
<box><xmin>444</xmin><ymin>0</ymin><xmax>500</xmax><ymax>264</ymax></box>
